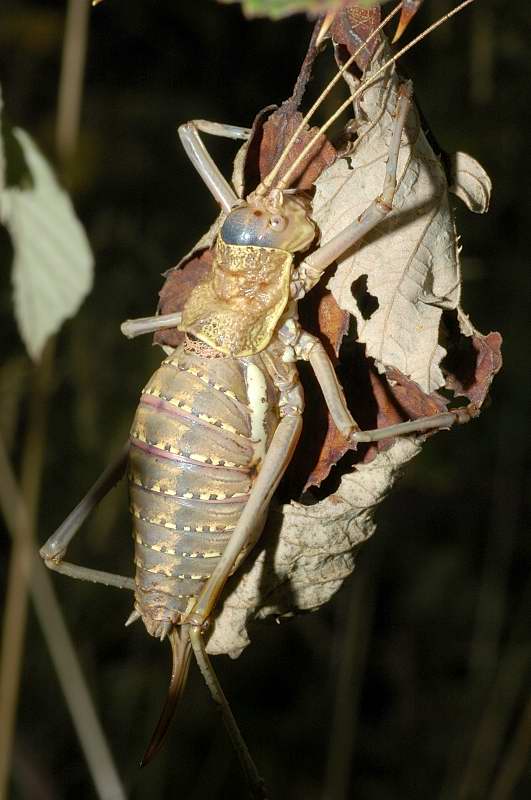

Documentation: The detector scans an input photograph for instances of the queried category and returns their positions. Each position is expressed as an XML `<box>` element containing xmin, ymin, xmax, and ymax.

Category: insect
<box><xmin>40</xmin><ymin>1</ymin><xmax>480</xmax><ymax>796</ymax></box>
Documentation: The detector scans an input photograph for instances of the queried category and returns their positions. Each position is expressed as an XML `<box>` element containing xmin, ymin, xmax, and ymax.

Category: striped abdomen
<box><xmin>128</xmin><ymin>343</ymin><xmax>278</xmax><ymax>637</ymax></box>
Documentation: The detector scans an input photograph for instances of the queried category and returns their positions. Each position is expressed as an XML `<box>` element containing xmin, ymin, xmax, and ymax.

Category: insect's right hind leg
<box><xmin>188</xmin><ymin>626</ymin><xmax>267</xmax><ymax>799</ymax></box>
<box><xmin>293</xmin><ymin>330</ymin><xmax>477</xmax><ymax>445</ymax></box>
<box><xmin>40</xmin><ymin>443</ymin><xmax>135</xmax><ymax>591</ymax></box>
<box><xmin>178</xmin><ymin>119</ymin><xmax>251</xmax><ymax>213</ymax></box>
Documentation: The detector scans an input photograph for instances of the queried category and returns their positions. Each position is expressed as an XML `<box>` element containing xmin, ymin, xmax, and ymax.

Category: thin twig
<box><xmin>0</xmin><ymin>435</ymin><xmax>126</xmax><ymax>800</ymax></box>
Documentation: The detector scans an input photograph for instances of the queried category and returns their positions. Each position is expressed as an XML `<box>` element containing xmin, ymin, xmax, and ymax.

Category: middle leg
<box><xmin>292</xmin><ymin>329</ymin><xmax>476</xmax><ymax>444</ymax></box>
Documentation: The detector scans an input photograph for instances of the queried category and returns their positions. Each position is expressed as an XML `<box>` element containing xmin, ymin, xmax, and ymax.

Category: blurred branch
<box><xmin>0</xmin><ymin>535</ymin><xmax>33</xmax><ymax>799</ymax></box>
<box><xmin>468</xmin><ymin>293</ymin><xmax>530</xmax><ymax>686</ymax></box>
<box><xmin>0</xmin><ymin>341</ymin><xmax>56</xmax><ymax>798</ymax></box>
<box><xmin>322</xmin><ymin>550</ymin><xmax>379</xmax><ymax>800</ymax></box>
<box><xmin>469</xmin><ymin>3</ymin><xmax>494</xmax><ymax>106</ymax></box>
<box><xmin>455</xmin><ymin>579</ymin><xmax>531</xmax><ymax>800</ymax></box>
<box><xmin>489</xmin><ymin>689</ymin><xmax>531</xmax><ymax>800</ymax></box>
<box><xmin>0</xmin><ymin>435</ymin><xmax>126</xmax><ymax>800</ymax></box>
<box><xmin>437</xmin><ymin>295</ymin><xmax>531</xmax><ymax>800</ymax></box>
<box><xmin>456</xmin><ymin>643</ymin><xmax>530</xmax><ymax>799</ymax></box>
<box><xmin>56</xmin><ymin>0</ymin><xmax>90</xmax><ymax>167</ymax></box>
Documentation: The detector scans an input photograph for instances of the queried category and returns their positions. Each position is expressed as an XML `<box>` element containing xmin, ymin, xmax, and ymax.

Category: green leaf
<box><xmin>219</xmin><ymin>0</ymin><xmax>383</xmax><ymax>21</ymax></box>
<box><xmin>0</xmin><ymin>121</ymin><xmax>94</xmax><ymax>361</ymax></box>
<box><xmin>220</xmin><ymin>0</ymin><xmax>386</xmax><ymax>19</ymax></box>
<box><xmin>1</xmin><ymin>114</ymin><xmax>34</xmax><ymax>191</ymax></box>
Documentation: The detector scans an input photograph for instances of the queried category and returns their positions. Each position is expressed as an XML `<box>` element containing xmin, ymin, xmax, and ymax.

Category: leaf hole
<box><xmin>439</xmin><ymin>310</ymin><xmax>479</xmax><ymax>397</ymax></box>
<box><xmin>351</xmin><ymin>275</ymin><xmax>378</xmax><ymax>321</ymax></box>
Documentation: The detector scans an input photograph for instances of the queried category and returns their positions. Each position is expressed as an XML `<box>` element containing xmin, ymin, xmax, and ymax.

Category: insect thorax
<box><xmin>180</xmin><ymin>235</ymin><xmax>293</xmax><ymax>357</ymax></box>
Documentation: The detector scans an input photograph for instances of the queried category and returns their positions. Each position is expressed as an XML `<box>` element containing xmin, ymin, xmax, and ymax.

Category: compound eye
<box><xmin>268</xmin><ymin>214</ymin><xmax>287</xmax><ymax>232</ymax></box>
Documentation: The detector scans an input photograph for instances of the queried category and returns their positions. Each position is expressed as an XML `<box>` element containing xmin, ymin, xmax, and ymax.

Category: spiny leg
<box><xmin>178</xmin><ymin>119</ymin><xmax>251</xmax><ymax>213</ymax></box>
<box><xmin>43</xmin><ymin>560</ymin><xmax>135</xmax><ymax>591</ymax></box>
<box><xmin>40</xmin><ymin>443</ymin><xmax>134</xmax><ymax>590</ymax></box>
<box><xmin>189</xmin><ymin>626</ymin><xmax>268</xmax><ymax>800</ymax></box>
<box><xmin>297</xmin><ymin>82</ymin><xmax>413</xmax><ymax>294</ymax></box>
<box><xmin>351</xmin><ymin>406</ymin><xmax>478</xmax><ymax>444</ymax></box>
<box><xmin>294</xmin><ymin>330</ymin><xmax>477</xmax><ymax>444</ymax></box>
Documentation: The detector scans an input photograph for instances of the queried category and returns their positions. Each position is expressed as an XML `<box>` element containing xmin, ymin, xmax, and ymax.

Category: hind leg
<box><xmin>189</xmin><ymin>626</ymin><xmax>267</xmax><ymax>799</ymax></box>
<box><xmin>40</xmin><ymin>443</ymin><xmax>134</xmax><ymax>591</ymax></box>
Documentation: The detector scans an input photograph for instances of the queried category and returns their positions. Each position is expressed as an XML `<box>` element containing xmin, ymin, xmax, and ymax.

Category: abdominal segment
<box><xmin>128</xmin><ymin>345</ymin><xmax>276</xmax><ymax>635</ymax></box>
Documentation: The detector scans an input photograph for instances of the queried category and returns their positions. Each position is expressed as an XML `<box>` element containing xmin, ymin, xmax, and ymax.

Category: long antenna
<box><xmin>275</xmin><ymin>0</ymin><xmax>476</xmax><ymax>192</ymax></box>
<box><xmin>256</xmin><ymin>2</ymin><xmax>403</xmax><ymax>196</ymax></box>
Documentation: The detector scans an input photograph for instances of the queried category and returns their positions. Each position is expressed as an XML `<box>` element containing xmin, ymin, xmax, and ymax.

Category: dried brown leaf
<box><xmin>316</xmin><ymin>42</ymin><xmax>462</xmax><ymax>393</ymax></box>
<box><xmin>154</xmin><ymin>250</ymin><xmax>213</xmax><ymax>348</ymax></box>
<box><xmin>330</xmin><ymin>4</ymin><xmax>381</xmax><ymax>70</ymax></box>
<box><xmin>386</xmin><ymin>366</ymin><xmax>448</xmax><ymax>419</ymax></box>
<box><xmin>444</xmin><ymin>323</ymin><xmax>503</xmax><ymax>406</ymax></box>
<box><xmin>259</xmin><ymin>105</ymin><xmax>337</xmax><ymax>189</ymax></box>
<box><xmin>449</xmin><ymin>151</ymin><xmax>492</xmax><ymax>214</ymax></box>
<box><xmin>392</xmin><ymin>0</ymin><xmax>424</xmax><ymax>43</ymax></box>
<box><xmin>303</xmin><ymin>292</ymin><xmax>349</xmax><ymax>488</ymax></box>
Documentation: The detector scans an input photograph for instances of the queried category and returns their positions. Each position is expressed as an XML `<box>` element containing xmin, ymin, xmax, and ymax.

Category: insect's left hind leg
<box><xmin>296</xmin><ymin>82</ymin><xmax>413</xmax><ymax>295</ymax></box>
<box><xmin>40</xmin><ymin>444</ymin><xmax>135</xmax><ymax>591</ymax></box>
<box><xmin>189</xmin><ymin>626</ymin><xmax>267</xmax><ymax>799</ymax></box>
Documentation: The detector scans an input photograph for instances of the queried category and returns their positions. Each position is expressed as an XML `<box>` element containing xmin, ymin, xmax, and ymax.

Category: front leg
<box><xmin>120</xmin><ymin>311</ymin><xmax>182</xmax><ymax>339</ymax></box>
<box><xmin>178</xmin><ymin>119</ymin><xmax>251</xmax><ymax>213</ymax></box>
<box><xmin>297</xmin><ymin>82</ymin><xmax>412</xmax><ymax>295</ymax></box>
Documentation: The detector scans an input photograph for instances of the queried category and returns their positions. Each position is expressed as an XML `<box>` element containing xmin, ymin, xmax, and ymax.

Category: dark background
<box><xmin>0</xmin><ymin>1</ymin><xmax>529</xmax><ymax>798</ymax></box>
